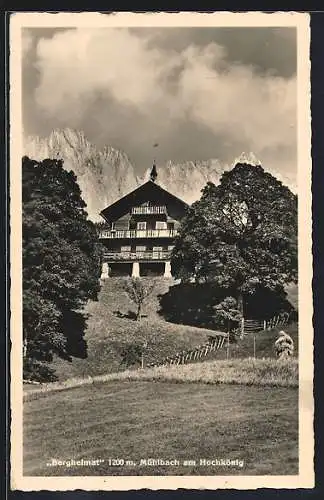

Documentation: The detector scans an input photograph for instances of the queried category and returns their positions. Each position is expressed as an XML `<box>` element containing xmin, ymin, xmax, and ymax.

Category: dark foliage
<box><xmin>171</xmin><ymin>163</ymin><xmax>297</xmax><ymax>316</ymax></box>
<box><xmin>23</xmin><ymin>358</ymin><xmax>58</xmax><ymax>383</ymax></box>
<box><xmin>158</xmin><ymin>282</ymin><xmax>232</xmax><ymax>328</ymax></box>
<box><xmin>22</xmin><ymin>156</ymin><xmax>102</xmax><ymax>380</ymax></box>
<box><xmin>119</xmin><ymin>343</ymin><xmax>143</xmax><ymax>367</ymax></box>
<box><xmin>158</xmin><ymin>281</ymin><xmax>293</xmax><ymax>329</ymax></box>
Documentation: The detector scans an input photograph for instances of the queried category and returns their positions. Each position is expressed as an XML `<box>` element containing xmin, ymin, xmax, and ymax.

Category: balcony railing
<box><xmin>99</xmin><ymin>229</ymin><xmax>178</xmax><ymax>239</ymax></box>
<box><xmin>104</xmin><ymin>250</ymin><xmax>171</xmax><ymax>261</ymax></box>
<box><xmin>131</xmin><ymin>206</ymin><xmax>167</xmax><ymax>215</ymax></box>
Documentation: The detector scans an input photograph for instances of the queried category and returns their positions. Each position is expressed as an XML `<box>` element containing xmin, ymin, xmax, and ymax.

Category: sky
<box><xmin>22</xmin><ymin>26</ymin><xmax>297</xmax><ymax>180</ymax></box>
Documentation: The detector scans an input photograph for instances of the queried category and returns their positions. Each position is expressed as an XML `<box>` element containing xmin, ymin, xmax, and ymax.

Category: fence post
<box><xmin>263</xmin><ymin>319</ymin><xmax>266</xmax><ymax>330</ymax></box>
<box><xmin>226</xmin><ymin>332</ymin><xmax>230</xmax><ymax>360</ymax></box>
<box><xmin>241</xmin><ymin>317</ymin><xmax>245</xmax><ymax>336</ymax></box>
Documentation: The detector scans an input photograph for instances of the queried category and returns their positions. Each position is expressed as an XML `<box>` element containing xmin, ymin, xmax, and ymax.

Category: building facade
<box><xmin>99</xmin><ymin>174</ymin><xmax>189</xmax><ymax>278</ymax></box>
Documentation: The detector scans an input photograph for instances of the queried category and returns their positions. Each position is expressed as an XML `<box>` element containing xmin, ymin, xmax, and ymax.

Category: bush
<box><xmin>274</xmin><ymin>331</ymin><xmax>294</xmax><ymax>359</ymax></box>
<box><xmin>119</xmin><ymin>343</ymin><xmax>143</xmax><ymax>367</ymax></box>
<box><xmin>23</xmin><ymin>358</ymin><xmax>58</xmax><ymax>383</ymax></box>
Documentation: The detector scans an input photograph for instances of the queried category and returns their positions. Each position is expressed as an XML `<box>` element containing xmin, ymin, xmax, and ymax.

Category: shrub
<box><xmin>23</xmin><ymin>358</ymin><xmax>58</xmax><ymax>383</ymax></box>
<box><xmin>119</xmin><ymin>343</ymin><xmax>143</xmax><ymax>368</ymax></box>
<box><xmin>274</xmin><ymin>330</ymin><xmax>294</xmax><ymax>359</ymax></box>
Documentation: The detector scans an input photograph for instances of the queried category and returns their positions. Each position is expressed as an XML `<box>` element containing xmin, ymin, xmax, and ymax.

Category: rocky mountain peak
<box><xmin>233</xmin><ymin>151</ymin><xmax>262</xmax><ymax>167</ymax></box>
<box><xmin>23</xmin><ymin>129</ymin><xmax>296</xmax><ymax>221</ymax></box>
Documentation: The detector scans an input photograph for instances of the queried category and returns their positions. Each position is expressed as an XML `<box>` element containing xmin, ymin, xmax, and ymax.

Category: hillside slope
<box><xmin>50</xmin><ymin>278</ymin><xmax>298</xmax><ymax>381</ymax></box>
<box><xmin>51</xmin><ymin>278</ymin><xmax>222</xmax><ymax>380</ymax></box>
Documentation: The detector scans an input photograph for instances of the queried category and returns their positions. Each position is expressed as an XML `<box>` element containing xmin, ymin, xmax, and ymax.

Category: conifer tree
<box><xmin>22</xmin><ymin>156</ymin><xmax>102</xmax><ymax>381</ymax></box>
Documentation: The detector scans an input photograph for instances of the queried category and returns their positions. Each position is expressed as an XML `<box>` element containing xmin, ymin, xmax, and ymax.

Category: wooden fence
<box><xmin>147</xmin><ymin>334</ymin><xmax>228</xmax><ymax>368</ymax></box>
<box><xmin>241</xmin><ymin>312</ymin><xmax>290</xmax><ymax>335</ymax></box>
<box><xmin>146</xmin><ymin>312</ymin><xmax>291</xmax><ymax>368</ymax></box>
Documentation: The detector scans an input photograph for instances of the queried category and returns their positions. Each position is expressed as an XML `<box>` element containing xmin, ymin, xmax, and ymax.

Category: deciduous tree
<box><xmin>212</xmin><ymin>296</ymin><xmax>242</xmax><ymax>333</ymax></box>
<box><xmin>122</xmin><ymin>277</ymin><xmax>155</xmax><ymax>321</ymax></box>
<box><xmin>171</xmin><ymin>163</ymin><xmax>297</xmax><ymax>316</ymax></box>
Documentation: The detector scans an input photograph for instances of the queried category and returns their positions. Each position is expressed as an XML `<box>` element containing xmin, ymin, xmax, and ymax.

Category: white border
<box><xmin>10</xmin><ymin>11</ymin><xmax>314</xmax><ymax>491</ymax></box>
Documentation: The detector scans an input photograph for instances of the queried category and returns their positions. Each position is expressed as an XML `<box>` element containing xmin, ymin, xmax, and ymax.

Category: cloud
<box><xmin>28</xmin><ymin>27</ymin><xmax>296</xmax><ymax>176</ymax></box>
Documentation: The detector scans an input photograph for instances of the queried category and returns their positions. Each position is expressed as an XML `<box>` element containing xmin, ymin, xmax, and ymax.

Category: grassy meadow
<box><xmin>25</xmin><ymin>357</ymin><xmax>298</xmax><ymax>402</ymax></box>
<box><xmin>23</xmin><ymin>278</ymin><xmax>299</xmax><ymax>477</ymax></box>
<box><xmin>24</xmin><ymin>380</ymin><xmax>298</xmax><ymax>476</ymax></box>
<box><xmin>49</xmin><ymin>278</ymin><xmax>298</xmax><ymax>381</ymax></box>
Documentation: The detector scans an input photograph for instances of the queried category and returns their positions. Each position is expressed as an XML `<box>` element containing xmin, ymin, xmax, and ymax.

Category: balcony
<box><xmin>99</xmin><ymin>229</ymin><xmax>178</xmax><ymax>239</ymax></box>
<box><xmin>131</xmin><ymin>205</ymin><xmax>167</xmax><ymax>215</ymax></box>
<box><xmin>104</xmin><ymin>250</ymin><xmax>171</xmax><ymax>261</ymax></box>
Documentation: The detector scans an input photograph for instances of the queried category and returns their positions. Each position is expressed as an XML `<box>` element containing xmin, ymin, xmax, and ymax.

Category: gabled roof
<box><xmin>100</xmin><ymin>180</ymin><xmax>189</xmax><ymax>222</ymax></box>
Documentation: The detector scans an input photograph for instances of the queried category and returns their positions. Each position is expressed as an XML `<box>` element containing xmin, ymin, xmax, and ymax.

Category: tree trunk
<box><xmin>136</xmin><ymin>303</ymin><xmax>141</xmax><ymax>321</ymax></box>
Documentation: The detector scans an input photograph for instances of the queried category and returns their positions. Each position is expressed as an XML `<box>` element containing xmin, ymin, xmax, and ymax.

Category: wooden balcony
<box><xmin>104</xmin><ymin>250</ymin><xmax>171</xmax><ymax>261</ymax></box>
<box><xmin>131</xmin><ymin>205</ymin><xmax>167</xmax><ymax>215</ymax></box>
<box><xmin>99</xmin><ymin>229</ymin><xmax>178</xmax><ymax>239</ymax></box>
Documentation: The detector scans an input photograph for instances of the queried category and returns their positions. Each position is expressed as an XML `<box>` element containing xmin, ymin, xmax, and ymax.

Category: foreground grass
<box><xmin>24</xmin><ymin>357</ymin><xmax>298</xmax><ymax>402</ymax></box>
<box><xmin>24</xmin><ymin>381</ymin><xmax>298</xmax><ymax>476</ymax></box>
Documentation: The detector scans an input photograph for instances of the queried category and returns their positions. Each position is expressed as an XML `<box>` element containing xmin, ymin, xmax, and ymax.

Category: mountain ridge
<box><xmin>23</xmin><ymin>128</ymin><xmax>296</xmax><ymax>221</ymax></box>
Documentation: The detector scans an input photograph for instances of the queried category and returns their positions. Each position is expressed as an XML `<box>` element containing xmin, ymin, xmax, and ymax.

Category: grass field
<box><xmin>24</xmin><ymin>381</ymin><xmax>298</xmax><ymax>476</ymax></box>
<box><xmin>23</xmin><ymin>280</ymin><xmax>299</xmax><ymax>477</ymax></box>
<box><xmin>25</xmin><ymin>357</ymin><xmax>298</xmax><ymax>403</ymax></box>
<box><xmin>212</xmin><ymin>323</ymin><xmax>298</xmax><ymax>361</ymax></box>
<box><xmin>48</xmin><ymin>279</ymin><xmax>298</xmax><ymax>381</ymax></box>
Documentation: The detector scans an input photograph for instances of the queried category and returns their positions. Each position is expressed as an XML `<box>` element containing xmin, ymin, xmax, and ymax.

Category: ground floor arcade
<box><xmin>100</xmin><ymin>260</ymin><xmax>172</xmax><ymax>279</ymax></box>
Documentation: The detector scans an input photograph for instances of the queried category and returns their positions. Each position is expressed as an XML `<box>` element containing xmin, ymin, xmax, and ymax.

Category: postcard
<box><xmin>10</xmin><ymin>11</ymin><xmax>313</xmax><ymax>491</ymax></box>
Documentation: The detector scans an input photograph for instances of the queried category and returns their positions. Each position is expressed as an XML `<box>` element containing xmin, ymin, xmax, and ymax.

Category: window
<box><xmin>153</xmin><ymin>246</ymin><xmax>163</xmax><ymax>259</ymax></box>
<box><xmin>137</xmin><ymin>221</ymin><xmax>147</xmax><ymax>230</ymax></box>
<box><xmin>136</xmin><ymin>246</ymin><xmax>146</xmax><ymax>257</ymax></box>
<box><xmin>121</xmin><ymin>246</ymin><xmax>131</xmax><ymax>254</ymax></box>
<box><xmin>156</xmin><ymin>221</ymin><xmax>167</xmax><ymax>230</ymax></box>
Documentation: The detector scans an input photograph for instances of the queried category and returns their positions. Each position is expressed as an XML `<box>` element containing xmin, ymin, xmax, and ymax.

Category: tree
<box><xmin>122</xmin><ymin>277</ymin><xmax>155</xmax><ymax>321</ymax></box>
<box><xmin>22</xmin><ymin>156</ymin><xmax>102</xmax><ymax>381</ymax></box>
<box><xmin>171</xmin><ymin>163</ymin><xmax>297</xmax><ymax>316</ymax></box>
<box><xmin>213</xmin><ymin>296</ymin><xmax>243</xmax><ymax>357</ymax></box>
<box><xmin>274</xmin><ymin>330</ymin><xmax>294</xmax><ymax>359</ymax></box>
<box><xmin>212</xmin><ymin>296</ymin><xmax>242</xmax><ymax>333</ymax></box>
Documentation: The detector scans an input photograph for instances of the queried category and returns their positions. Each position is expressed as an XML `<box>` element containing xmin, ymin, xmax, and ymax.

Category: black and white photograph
<box><xmin>10</xmin><ymin>12</ymin><xmax>313</xmax><ymax>491</ymax></box>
